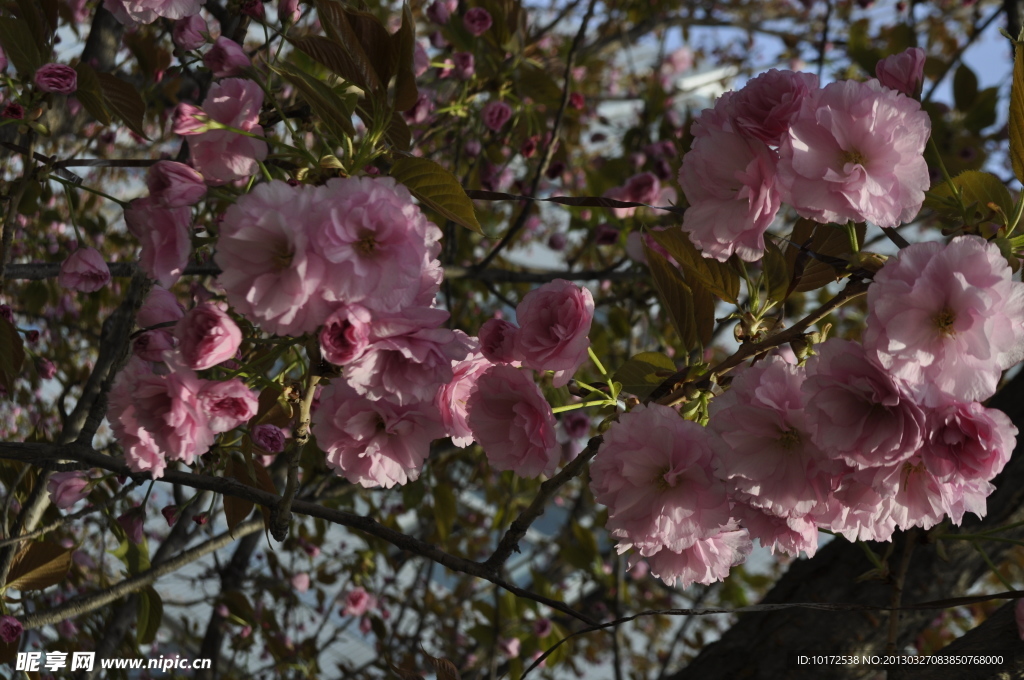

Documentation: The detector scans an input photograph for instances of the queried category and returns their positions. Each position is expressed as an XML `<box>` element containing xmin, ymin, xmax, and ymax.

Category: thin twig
<box><xmin>886</xmin><ymin>529</ymin><xmax>918</xmax><ymax>654</ymax></box>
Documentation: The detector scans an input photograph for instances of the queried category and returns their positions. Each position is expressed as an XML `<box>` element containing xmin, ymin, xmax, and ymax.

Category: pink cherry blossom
<box><xmin>870</xmin><ymin>455</ymin><xmax>992</xmax><ymax>530</ymax></box>
<box><xmin>345</xmin><ymin>308</ymin><xmax>472</xmax><ymax>406</ymax></box>
<box><xmin>216</xmin><ymin>181</ymin><xmax>331</xmax><ymax>337</ymax></box>
<box><xmin>47</xmin><ymin>471</ymin><xmax>91</xmax><ymax>509</ymax></box>
<box><xmin>679</xmin><ymin>124</ymin><xmax>780</xmax><ymax>262</ymax></box>
<box><xmin>172</xmin><ymin>103</ymin><xmax>210</xmax><ymax>135</ymax></box>
<box><xmin>776</xmin><ymin>78</ymin><xmax>930</xmax><ymax>228</ymax></box>
<box><xmin>34</xmin><ymin>64</ymin><xmax>77</xmax><ymax>94</ymax></box>
<box><xmin>312</xmin><ymin>176</ymin><xmax>442</xmax><ymax>313</ymax></box>
<box><xmin>146</xmin><ymin>161</ymin><xmax>207</xmax><ymax>207</ymax></box>
<box><xmin>604</xmin><ymin>172</ymin><xmax>676</xmax><ymax>219</ymax></box>
<box><xmin>452</xmin><ymin>52</ymin><xmax>475</xmax><ymax>79</ymax></box>
<box><xmin>481</xmin><ymin>100</ymin><xmax>512</xmax><ymax>131</ymax></box>
<box><xmin>320</xmin><ymin>304</ymin><xmax>373</xmax><ymax>365</ymax></box>
<box><xmin>876</xmin><ymin>47</ymin><xmax>926</xmax><ymax>97</ymax></box>
<box><xmin>173</xmin><ymin>15</ymin><xmax>208</xmax><ymax>50</ymax></box>
<box><xmin>59</xmin><ymin>247</ymin><xmax>111</xmax><ymax>292</ymax></box>
<box><xmin>103</xmin><ymin>0</ymin><xmax>203</xmax><ymax>26</ymax></box>
<box><xmin>252</xmin><ymin>423</ymin><xmax>286</xmax><ymax>453</ymax></box>
<box><xmin>728</xmin><ymin>69</ymin><xmax>819</xmax><ymax>146</ymax></box>
<box><xmin>124</xmin><ymin>197</ymin><xmax>193</xmax><ymax>288</ymax></box>
<box><xmin>198</xmin><ymin>378</ymin><xmax>258</xmax><ymax>433</ymax></box>
<box><xmin>189</xmin><ymin>79</ymin><xmax>268</xmax><ymax>184</ymax></box>
<box><xmin>590</xmin><ymin>403</ymin><xmax>730</xmax><ymax>556</ymax></box>
<box><xmin>204</xmin><ymin>37</ymin><xmax>250</xmax><ymax>78</ymax></box>
<box><xmin>478</xmin><ymin>318</ymin><xmax>518</xmax><ymax>364</ymax></box>
<box><xmin>812</xmin><ymin>468</ymin><xmax>897</xmax><ymax>543</ymax></box>
<box><xmin>134</xmin><ymin>287</ymin><xmax>185</xmax><ymax>363</ymax></box>
<box><xmin>463</xmin><ymin>7</ymin><xmax>492</xmax><ymax>35</ymax></box>
<box><xmin>709</xmin><ymin>356</ymin><xmax>834</xmax><ymax>519</ymax></box>
<box><xmin>921</xmin><ymin>400</ymin><xmax>1017</xmax><ymax>482</ymax></box>
<box><xmin>642</xmin><ymin>524</ymin><xmax>752</xmax><ymax>588</ymax></box>
<box><xmin>342</xmin><ymin>587</ymin><xmax>376</xmax><ymax>616</ymax></box>
<box><xmin>312</xmin><ymin>381</ymin><xmax>445</xmax><ymax>488</ymax></box>
<box><xmin>731</xmin><ymin>501</ymin><xmax>818</xmax><ymax>557</ymax></box>
<box><xmin>863</xmin><ymin>236</ymin><xmax>1024</xmax><ymax>405</ymax></box>
<box><xmin>802</xmin><ymin>338</ymin><xmax>926</xmax><ymax>469</ymax></box>
<box><xmin>512</xmin><ymin>279</ymin><xmax>594</xmax><ymax>388</ymax></box>
<box><xmin>465</xmin><ymin>365</ymin><xmax>559</xmax><ymax>478</ymax></box>
<box><xmin>117</xmin><ymin>508</ymin><xmax>145</xmax><ymax>544</ymax></box>
<box><xmin>435</xmin><ymin>345</ymin><xmax>493</xmax><ymax>447</ymax></box>
<box><xmin>174</xmin><ymin>302</ymin><xmax>243</xmax><ymax>370</ymax></box>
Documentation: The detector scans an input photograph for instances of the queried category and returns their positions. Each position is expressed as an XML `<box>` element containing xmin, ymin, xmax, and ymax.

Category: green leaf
<box><xmin>953</xmin><ymin>63</ymin><xmax>978</xmax><ymax>111</ymax></box>
<box><xmin>314</xmin><ymin>0</ymin><xmax>385</xmax><ymax>97</ymax></box>
<box><xmin>96</xmin><ymin>72</ymin><xmax>148</xmax><ymax>139</ymax></box>
<box><xmin>432</xmin><ymin>484</ymin><xmax>457</xmax><ymax>542</ymax></box>
<box><xmin>927</xmin><ymin>170</ymin><xmax>1014</xmax><ymax>224</ymax></box>
<box><xmin>225</xmin><ymin>456</ymin><xmax>256</xmax><ymax>536</ymax></box>
<box><xmin>0</xmin><ymin>316</ymin><xmax>25</xmax><ymax>395</ymax></box>
<box><xmin>13</xmin><ymin>0</ymin><xmax>50</xmax><ymax>55</ymax></box>
<box><xmin>644</xmin><ymin>242</ymin><xmax>699</xmax><ymax>352</ymax></box>
<box><xmin>612</xmin><ymin>352</ymin><xmax>677</xmax><ymax>401</ymax></box>
<box><xmin>137</xmin><ymin>586</ymin><xmax>163</xmax><ymax>645</ymax></box>
<box><xmin>291</xmin><ymin>35</ymin><xmax>363</xmax><ymax>90</ymax></box>
<box><xmin>783</xmin><ymin>220</ymin><xmax>863</xmax><ymax>294</ymax></box>
<box><xmin>962</xmin><ymin>86</ymin><xmax>998</xmax><ymax>133</ymax></box>
<box><xmin>4</xmin><ymin>541</ymin><xmax>72</xmax><ymax>592</ymax></box>
<box><xmin>422</xmin><ymin>650</ymin><xmax>461</xmax><ymax>680</ymax></box>
<box><xmin>647</xmin><ymin>228</ymin><xmax>740</xmax><ymax>304</ymax></box>
<box><xmin>74</xmin><ymin>62</ymin><xmax>112</xmax><ymax>126</ymax></box>
<box><xmin>391</xmin><ymin>2</ymin><xmax>419</xmax><ymax>112</ymax></box>
<box><xmin>0</xmin><ymin>17</ymin><xmax>42</xmax><ymax>77</ymax></box>
<box><xmin>271</xmin><ymin>62</ymin><xmax>355</xmax><ymax>142</ymax></box>
<box><xmin>762</xmin><ymin>240</ymin><xmax>790</xmax><ymax>304</ymax></box>
<box><xmin>391</xmin><ymin>156</ymin><xmax>482</xmax><ymax>233</ymax></box>
<box><xmin>1013</xmin><ymin>28</ymin><xmax>1024</xmax><ymax>185</ymax></box>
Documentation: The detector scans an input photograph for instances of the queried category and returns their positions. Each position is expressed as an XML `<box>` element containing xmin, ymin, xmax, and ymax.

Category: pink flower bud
<box><xmin>161</xmin><ymin>505</ymin><xmax>180</xmax><ymax>526</ymax></box>
<box><xmin>342</xmin><ymin>587</ymin><xmax>376</xmax><ymax>616</ymax></box>
<box><xmin>279</xmin><ymin>0</ymin><xmax>300</xmax><ymax>23</ymax></box>
<box><xmin>46</xmin><ymin>471</ymin><xmax>90</xmax><ymax>509</ymax></box>
<box><xmin>499</xmin><ymin>638</ymin><xmax>521</xmax><ymax>659</ymax></box>
<box><xmin>2</xmin><ymin>102</ymin><xmax>24</xmax><ymax>119</ymax></box>
<box><xmin>252</xmin><ymin>423</ymin><xmax>286</xmax><ymax>453</ymax></box>
<box><xmin>34</xmin><ymin>63</ymin><xmax>78</xmax><ymax>94</ymax></box>
<box><xmin>59</xmin><ymin>247</ymin><xmax>111</xmax><ymax>292</ymax></box>
<box><xmin>173</xmin><ymin>15</ymin><xmax>208</xmax><ymax>51</ymax></box>
<box><xmin>463</xmin><ymin>7</ymin><xmax>492</xmax><ymax>36</ymax></box>
<box><xmin>203</xmin><ymin>37</ymin><xmax>251</xmax><ymax>78</ymax></box>
<box><xmin>35</xmin><ymin>357</ymin><xmax>56</xmax><ymax>380</ymax></box>
<box><xmin>192</xmin><ymin>511</ymin><xmax>209</xmax><ymax>526</ymax></box>
<box><xmin>117</xmin><ymin>509</ymin><xmax>145</xmax><ymax>544</ymax></box>
<box><xmin>481</xmin><ymin>99</ymin><xmax>512</xmax><ymax>132</ymax></box>
<box><xmin>174</xmin><ymin>302</ymin><xmax>243</xmax><ymax>370</ymax></box>
<box><xmin>240</xmin><ymin>0</ymin><xmax>265</xmax><ymax>20</ymax></box>
<box><xmin>452</xmin><ymin>52</ymin><xmax>475</xmax><ymax>80</ymax></box>
<box><xmin>0</xmin><ymin>616</ymin><xmax>22</xmax><ymax>643</ymax></box>
<box><xmin>172</xmin><ymin>103</ymin><xmax>211</xmax><ymax>135</ymax></box>
<box><xmin>876</xmin><ymin>46</ymin><xmax>926</xmax><ymax>97</ymax></box>
<box><xmin>426</xmin><ymin>0</ymin><xmax>454</xmax><ymax>23</ymax></box>
<box><xmin>291</xmin><ymin>572</ymin><xmax>310</xmax><ymax>592</ymax></box>
<box><xmin>147</xmin><ymin>161</ymin><xmax>207</xmax><ymax>207</ymax></box>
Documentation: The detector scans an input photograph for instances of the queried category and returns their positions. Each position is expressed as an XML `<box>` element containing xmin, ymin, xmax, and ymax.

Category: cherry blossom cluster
<box><xmin>591</xmin><ymin>236</ymin><xmax>1022</xmax><ymax>588</ymax></box>
<box><xmin>679</xmin><ymin>58</ymin><xmax>930</xmax><ymax>262</ymax></box>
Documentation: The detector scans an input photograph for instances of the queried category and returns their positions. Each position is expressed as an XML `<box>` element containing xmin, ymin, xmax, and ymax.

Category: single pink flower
<box><xmin>591</xmin><ymin>403</ymin><xmax>731</xmax><ymax>556</ymax></box>
<box><xmin>642</xmin><ymin>524</ymin><xmax>752</xmax><ymax>588</ymax></box>
<box><xmin>481</xmin><ymin>100</ymin><xmax>512</xmax><ymax>131</ymax></box>
<box><xmin>174</xmin><ymin>302</ymin><xmax>243</xmax><ymax>370</ymax></box>
<box><xmin>876</xmin><ymin>47</ymin><xmax>926</xmax><ymax>97</ymax></box>
<box><xmin>709</xmin><ymin>356</ymin><xmax>835</xmax><ymax>519</ymax></box>
<box><xmin>320</xmin><ymin>304</ymin><xmax>373</xmax><ymax>365</ymax></box>
<box><xmin>776</xmin><ymin>79</ymin><xmax>930</xmax><ymax>228</ymax></box>
<box><xmin>103</xmin><ymin>0</ymin><xmax>203</xmax><ymax>26</ymax></box>
<box><xmin>465</xmin><ymin>365</ymin><xmax>559</xmax><ymax>478</ymax></box>
<box><xmin>146</xmin><ymin>161</ymin><xmax>207</xmax><ymax>207</ymax></box>
<box><xmin>59</xmin><ymin>247</ymin><xmax>111</xmax><ymax>292</ymax></box>
<box><xmin>679</xmin><ymin>124</ymin><xmax>780</xmax><ymax>262</ymax></box>
<box><xmin>117</xmin><ymin>508</ymin><xmax>145</xmax><ymax>543</ymax></box>
<box><xmin>312</xmin><ymin>176</ymin><xmax>442</xmax><ymax>313</ymax></box>
<box><xmin>512</xmin><ymin>279</ymin><xmax>593</xmax><ymax>388</ymax></box>
<box><xmin>478</xmin><ymin>318</ymin><xmax>518</xmax><ymax>364</ymax></box>
<box><xmin>312</xmin><ymin>382</ymin><xmax>445</xmax><ymax>488</ymax></box>
<box><xmin>47</xmin><ymin>471</ymin><xmax>91</xmax><ymax>509</ymax></box>
<box><xmin>604</xmin><ymin>171</ymin><xmax>675</xmax><ymax>219</ymax></box>
<box><xmin>204</xmin><ymin>37</ymin><xmax>250</xmax><ymax>77</ymax></box>
<box><xmin>499</xmin><ymin>638</ymin><xmax>521</xmax><ymax>659</ymax></box>
<box><xmin>216</xmin><ymin>180</ymin><xmax>331</xmax><ymax>337</ymax></box>
<box><xmin>802</xmin><ymin>338</ymin><xmax>926</xmax><ymax>469</ymax></box>
<box><xmin>291</xmin><ymin>572</ymin><xmax>310</xmax><ymax>593</ymax></box>
<box><xmin>731</xmin><ymin>501</ymin><xmax>818</xmax><ymax>557</ymax></box>
<box><xmin>426</xmin><ymin>0</ymin><xmax>455</xmax><ymax>23</ymax></box>
<box><xmin>344</xmin><ymin>309</ymin><xmax>472</xmax><ymax>406</ymax></box>
<box><xmin>134</xmin><ymin>287</ymin><xmax>185</xmax><ymax>363</ymax></box>
<box><xmin>342</xmin><ymin>587</ymin><xmax>376</xmax><ymax>616</ymax></box>
<box><xmin>172</xmin><ymin>103</ymin><xmax>210</xmax><ymax>135</ymax></box>
<box><xmin>252</xmin><ymin>423</ymin><xmax>286</xmax><ymax>452</ymax></box>
<box><xmin>452</xmin><ymin>52</ymin><xmax>475</xmax><ymax>80</ymax></box>
<box><xmin>198</xmin><ymin>378</ymin><xmax>258</xmax><ymax>433</ymax></box>
<box><xmin>921</xmin><ymin>399</ymin><xmax>1017</xmax><ymax>482</ymax></box>
<box><xmin>173</xmin><ymin>15</ymin><xmax>208</xmax><ymax>50</ymax></box>
<box><xmin>124</xmin><ymin>197</ymin><xmax>193</xmax><ymax>288</ymax></box>
<box><xmin>435</xmin><ymin>344</ymin><xmax>493</xmax><ymax>447</ymax></box>
<box><xmin>189</xmin><ymin>78</ymin><xmax>268</xmax><ymax>184</ymax></box>
<box><xmin>463</xmin><ymin>7</ymin><xmax>492</xmax><ymax>35</ymax></box>
<box><xmin>863</xmin><ymin>236</ymin><xmax>1024</xmax><ymax>405</ymax></box>
<box><xmin>161</xmin><ymin>505</ymin><xmax>181</xmax><ymax>526</ymax></box>
<box><xmin>811</xmin><ymin>468</ymin><xmax>897</xmax><ymax>543</ymax></box>
<box><xmin>729</xmin><ymin>69</ymin><xmax>819</xmax><ymax>146</ymax></box>
<box><xmin>34</xmin><ymin>63</ymin><xmax>78</xmax><ymax>94</ymax></box>
<box><xmin>0</xmin><ymin>616</ymin><xmax>22</xmax><ymax>643</ymax></box>
<box><xmin>870</xmin><ymin>455</ymin><xmax>992</xmax><ymax>530</ymax></box>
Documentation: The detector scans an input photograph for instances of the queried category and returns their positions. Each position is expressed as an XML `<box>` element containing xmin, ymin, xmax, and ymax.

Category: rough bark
<box><xmin>668</xmin><ymin>370</ymin><xmax>1024</xmax><ymax>680</ymax></box>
